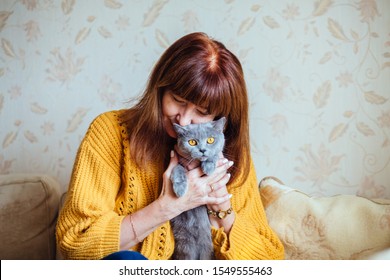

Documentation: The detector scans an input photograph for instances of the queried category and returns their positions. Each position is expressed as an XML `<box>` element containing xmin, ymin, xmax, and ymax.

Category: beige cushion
<box><xmin>0</xmin><ymin>174</ymin><xmax>60</xmax><ymax>259</ymax></box>
<box><xmin>259</xmin><ymin>177</ymin><xmax>390</xmax><ymax>260</ymax></box>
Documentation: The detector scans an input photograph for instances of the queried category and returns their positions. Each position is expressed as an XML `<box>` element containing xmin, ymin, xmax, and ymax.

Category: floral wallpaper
<box><xmin>0</xmin><ymin>0</ymin><xmax>389</xmax><ymax>199</ymax></box>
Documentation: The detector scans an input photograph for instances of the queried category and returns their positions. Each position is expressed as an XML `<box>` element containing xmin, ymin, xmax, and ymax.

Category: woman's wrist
<box><xmin>120</xmin><ymin>197</ymin><xmax>179</xmax><ymax>250</ymax></box>
<box><xmin>208</xmin><ymin>209</ymin><xmax>235</xmax><ymax>233</ymax></box>
<box><xmin>207</xmin><ymin>206</ymin><xmax>233</xmax><ymax>219</ymax></box>
<box><xmin>155</xmin><ymin>195</ymin><xmax>181</xmax><ymax>221</ymax></box>
<box><xmin>207</xmin><ymin>196</ymin><xmax>232</xmax><ymax>212</ymax></box>
<box><xmin>206</xmin><ymin>198</ymin><xmax>235</xmax><ymax>232</ymax></box>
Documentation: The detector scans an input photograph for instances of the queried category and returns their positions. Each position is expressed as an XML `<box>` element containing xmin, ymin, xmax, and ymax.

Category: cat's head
<box><xmin>173</xmin><ymin>117</ymin><xmax>226</xmax><ymax>161</ymax></box>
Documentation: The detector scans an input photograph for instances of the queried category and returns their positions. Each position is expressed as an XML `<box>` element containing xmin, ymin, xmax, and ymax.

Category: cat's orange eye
<box><xmin>188</xmin><ymin>139</ymin><xmax>197</xmax><ymax>146</ymax></box>
<box><xmin>207</xmin><ymin>137</ymin><xmax>215</xmax><ymax>144</ymax></box>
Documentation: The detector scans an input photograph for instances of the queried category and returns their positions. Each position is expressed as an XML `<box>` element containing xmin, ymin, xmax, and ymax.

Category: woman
<box><xmin>56</xmin><ymin>32</ymin><xmax>284</xmax><ymax>260</ymax></box>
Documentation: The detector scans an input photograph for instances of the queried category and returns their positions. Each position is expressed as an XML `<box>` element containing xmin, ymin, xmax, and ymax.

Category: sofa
<box><xmin>259</xmin><ymin>176</ymin><xmax>390</xmax><ymax>260</ymax></box>
<box><xmin>0</xmin><ymin>173</ymin><xmax>389</xmax><ymax>260</ymax></box>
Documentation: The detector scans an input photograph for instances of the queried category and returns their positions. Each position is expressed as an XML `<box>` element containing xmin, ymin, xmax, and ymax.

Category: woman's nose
<box><xmin>176</xmin><ymin>109</ymin><xmax>193</xmax><ymax>126</ymax></box>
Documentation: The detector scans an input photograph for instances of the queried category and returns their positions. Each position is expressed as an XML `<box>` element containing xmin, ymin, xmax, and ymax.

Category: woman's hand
<box><xmin>202</xmin><ymin>158</ymin><xmax>235</xmax><ymax>233</ymax></box>
<box><xmin>186</xmin><ymin>157</ymin><xmax>233</xmax><ymax>205</ymax></box>
<box><xmin>184</xmin><ymin>156</ymin><xmax>233</xmax><ymax>208</ymax></box>
<box><xmin>158</xmin><ymin>151</ymin><xmax>233</xmax><ymax>219</ymax></box>
<box><xmin>120</xmin><ymin>152</ymin><xmax>234</xmax><ymax>250</ymax></box>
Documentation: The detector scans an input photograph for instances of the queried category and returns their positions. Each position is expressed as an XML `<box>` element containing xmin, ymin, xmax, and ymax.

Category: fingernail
<box><xmin>228</xmin><ymin>194</ymin><xmax>233</xmax><ymax>199</ymax></box>
<box><xmin>170</xmin><ymin>150</ymin><xmax>174</xmax><ymax>158</ymax></box>
<box><xmin>222</xmin><ymin>158</ymin><xmax>228</xmax><ymax>164</ymax></box>
<box><xmin>228</xmin><ymin>161</ymin><xmax>234</xmax><ymax>167</ymax></box>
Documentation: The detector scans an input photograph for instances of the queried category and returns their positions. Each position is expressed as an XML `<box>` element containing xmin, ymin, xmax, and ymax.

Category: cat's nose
<box><xmin>199</xmin><ymin>149</ymin><xmax>206</xmax><ymax>154</ymax></box>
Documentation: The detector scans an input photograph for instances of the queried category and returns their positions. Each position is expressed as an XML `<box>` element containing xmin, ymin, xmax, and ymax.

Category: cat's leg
<box><xmin>199</xmin><ymin>242</ymin><xmax>214</xmax><ymax>260</ymax></box>
<box><xmin>172</xmin><ymin>241</ymin><xmax>199</xmax><ymax>260</ymax></box>
<box><xmin>197</xmin><ymin>207</ymin><xmax>215</xmax><ymax>260</ymax></box>
<box><xmin>173</xmin><ymin>206</ymin><xmax>213</xmax><ymax>260</ymax></box>
<box><xmin>171</xmin><ymin>210</ymin><xmax>200</xmax><ymax>260</ymax></box>
<box><xmin>201</xmin><ymin>157</ymin><xmax>218</xmax><ymax>175</ymax></box>
<box><xmin>170</xmin><ymin>165</ymin><xmax>188</xmax><ymax>197</ymax></box>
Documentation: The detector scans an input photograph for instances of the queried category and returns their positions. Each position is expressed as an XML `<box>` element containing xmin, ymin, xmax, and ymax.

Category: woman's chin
<box><xmin>163</xmin><ymin>121</ymin><xmax>177</xmax><ymax>138</ymax></box>
<box><xmin>166</xmin><ymin>128</ymin><xmax>177</xmax><ymax>138</ymax></box>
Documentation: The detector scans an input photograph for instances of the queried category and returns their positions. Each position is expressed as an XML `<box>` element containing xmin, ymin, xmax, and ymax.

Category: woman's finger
<box><xmin>204</xmin><ymin>193</ymin><xmax>232</xmax><ymax>205</ymax></box>
<box><xmin>208</xmin><ymin>173</ymin><xmax>231</xmax><ymax>195</ymax></box>
<box><xmin>163</xmin><ymin>150</ymin><xmax>179</xmax><ymax>177</ymax></box>
<box><xmin>206</xmin><ymin>160</ymin><xmax>233</xmax><ymax>186</ymax></box>
<box><xmin>186</xmin><ymin>166</ymin><xmax>204</xmax><ymax>179</ymax></box>
<box><xmin>161</xmin><ymin>150</ymin><xmax>179</xmax><ymax>197</ymax></box>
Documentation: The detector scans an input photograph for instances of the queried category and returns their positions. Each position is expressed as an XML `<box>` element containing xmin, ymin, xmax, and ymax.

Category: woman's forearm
<box><xmin>119</xmin><ymin>196</ymin><xmax>179</xmax><ymax>250</ymax></box>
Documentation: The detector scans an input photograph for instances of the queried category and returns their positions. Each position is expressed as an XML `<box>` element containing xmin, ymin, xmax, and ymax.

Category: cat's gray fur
<box><xmin>170</xmin><ymin>117</ymin><xmax>226</xmax><ymax>260</ymax></box>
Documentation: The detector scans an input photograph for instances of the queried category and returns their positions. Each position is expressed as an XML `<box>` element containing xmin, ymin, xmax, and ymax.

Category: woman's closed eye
<box><xmin>196</xmin><ymin>106</ymin><xmax>212</xmax><ymax>116</ymax></box>
<box><xmin>172</xmin><ymin>94</ymin><xmax>187</xmax><ymax>105</ymax></box>
<box><xmin>172</xmin><ymin>94</ymin><xmax>210</xmax><ymax>116</ymax></box>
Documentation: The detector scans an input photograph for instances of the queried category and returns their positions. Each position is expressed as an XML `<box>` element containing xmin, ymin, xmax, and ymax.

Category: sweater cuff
<box><xmin>211</xmin><ymin>216</ymin><xmax>249</xmax><ymax>259</ymax></box>
<box><xmin>99</xmin><ymin>215</ymin><xmax>123</xmax><ymax>257</ymax></box>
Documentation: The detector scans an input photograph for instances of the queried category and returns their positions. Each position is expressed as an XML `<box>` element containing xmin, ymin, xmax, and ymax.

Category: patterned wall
<box><xmin>1</xmin><ymin>0</ymin><xmax>389</xmax><ymax>198</ymax></box>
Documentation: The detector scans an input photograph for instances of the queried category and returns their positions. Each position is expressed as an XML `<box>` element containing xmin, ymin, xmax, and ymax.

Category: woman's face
<box><xmin>162</xmin><ymin>90</ymin><xmax>216</xmax><ymax>138</ymax></box>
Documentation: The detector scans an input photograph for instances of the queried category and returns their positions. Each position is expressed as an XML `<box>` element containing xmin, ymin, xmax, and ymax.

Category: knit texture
<box><xmin>56</xmin><ymin>110</ymin><xmax>284</xmax><ymax>260</ymax></box>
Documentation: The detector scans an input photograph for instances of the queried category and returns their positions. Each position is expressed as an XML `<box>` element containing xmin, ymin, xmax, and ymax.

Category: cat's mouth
<box><xmin>199</xmin><ymin>156</ymin><xmax>208</xmax><ymax>161</ymax></box>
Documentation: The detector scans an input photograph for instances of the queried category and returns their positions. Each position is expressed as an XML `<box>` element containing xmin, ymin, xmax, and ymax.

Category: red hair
<box><xmin>121</xmin><ymin>32</ymin><xmax>250</xmax><ymax>185</ymax></box>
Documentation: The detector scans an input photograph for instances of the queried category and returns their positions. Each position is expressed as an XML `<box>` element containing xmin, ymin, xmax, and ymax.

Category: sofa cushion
<box><xmin>259</xmin><ymin>176</ymin><xmax>390</xmax><ymax>260</ymax></box>
<box><xmin>0</xmin><ymin>174</ymin><xmax>60</xmax><ymax>259</ymax></box>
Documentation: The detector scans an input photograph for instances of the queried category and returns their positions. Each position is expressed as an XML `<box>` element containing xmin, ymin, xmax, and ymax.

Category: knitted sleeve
<box><xmin>56</xmin><ymin>111</ymin><xmax>124</xmax><ymax>260</ymax></box>
<box><xmin>211</xmin><ymin>160</ymin><xmax>285</xmax><ymax>260</ymax></box>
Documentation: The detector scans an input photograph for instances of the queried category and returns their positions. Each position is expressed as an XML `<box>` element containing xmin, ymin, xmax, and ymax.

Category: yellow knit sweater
<box><xmin>56</xmin><ymin>110</ymin><xmax>284</xmax><ymax>260</ymax></box>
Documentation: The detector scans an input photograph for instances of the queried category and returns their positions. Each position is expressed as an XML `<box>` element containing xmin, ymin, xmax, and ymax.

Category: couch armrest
<box><xmin>259</xmin><ymin>177</ymin><xmax>390</xmax><ymax>260</ymax></box>
<box><xmin>0</xmin><ymin>173</ymin><xmax>60</xmax><ymax>259</ymax></box>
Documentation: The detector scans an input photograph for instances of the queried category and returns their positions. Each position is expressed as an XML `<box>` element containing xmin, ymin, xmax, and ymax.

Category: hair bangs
<box><xmin>169</xmin><ymin>68</ymin><xmax>232</xmax><ymax>118</ymax></box>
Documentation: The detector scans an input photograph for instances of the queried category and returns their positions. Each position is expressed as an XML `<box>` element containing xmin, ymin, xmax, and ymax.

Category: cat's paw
<box><xmin>173</xmin><ymin>181</ymin><xmax>187</xmax><ymax>197</ymax></box>
<box><xmin>171</xmin><ymin>165</ymin><xmax>188</xmax><ymax>197</ymax></box>
<box><xmin>201</xmin><ymin>161</ymin><xmax>216</xmax><ymax>175</ymax></box>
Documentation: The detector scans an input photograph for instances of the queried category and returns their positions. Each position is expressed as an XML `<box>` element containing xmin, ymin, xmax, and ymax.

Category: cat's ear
<box><xmin>173</xmin><ymin>123</ymin><xmax>187</xmax><ymax>136</ymax></box>
<box><xmin>213</xmin><ymin>117</ymin><xmax>226</xmax><ymax>132</ymax></box>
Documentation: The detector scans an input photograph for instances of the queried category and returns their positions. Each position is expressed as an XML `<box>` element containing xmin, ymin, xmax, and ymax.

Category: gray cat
<box><xmin>170</xmin><ymin>117</ymin><xmax>226</xmax><ymax>260</ymax></box>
